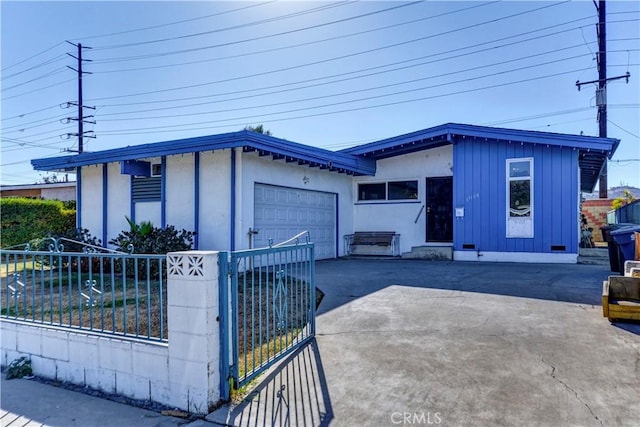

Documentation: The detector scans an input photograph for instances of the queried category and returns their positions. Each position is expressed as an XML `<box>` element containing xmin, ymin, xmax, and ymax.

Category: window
<box><xmin>357</xmin><ymin>180</ymin><xmax>418</xmax><ymax>202</ymax></box>
<box><xmin>506</xmin><ymin>158</ymin><xmax>533</xmax><ymax>237</ymax></box>
<box><xmin>358</xmin><ymin>183</ymin><xmax>386</xmax><ymax>201</ymax></box>
<box><xmin>389</xmin><ymin>181</ymin><xmax>418</xmax><ymax>200</ymax></box>
<box><xmin>151</xmin><ymin>163</ymin><xmax>162</xmax><ymax>177</ymax></box>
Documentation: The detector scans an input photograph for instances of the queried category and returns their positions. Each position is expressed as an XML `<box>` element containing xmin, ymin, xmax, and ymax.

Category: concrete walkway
<box><xmin>209</xmin><ymin>259</ymin><xmax>640</xmax><ymax>426</ymax></box>
<box><xmin>2</xmin><ymin>260</ymin><xmax>639</xmax><ymax>426</ymax></box>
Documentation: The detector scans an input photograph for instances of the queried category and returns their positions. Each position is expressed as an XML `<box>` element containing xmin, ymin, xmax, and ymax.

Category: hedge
<box><xmin>0</xmin><ymin>198</ymin><xmax>76</xmax><ymax>248</ymax></box>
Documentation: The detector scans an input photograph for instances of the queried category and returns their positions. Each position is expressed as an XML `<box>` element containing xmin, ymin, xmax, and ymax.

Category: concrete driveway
<box><xmin>209</xmin><ymin>259</ymin><xmax>640</xmax><ymax>427</ymax></box>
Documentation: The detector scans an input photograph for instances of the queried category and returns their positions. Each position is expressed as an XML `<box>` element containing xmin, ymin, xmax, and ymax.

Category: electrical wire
<box><xmin>69</xmin><ymin>1</ymin><xmax>278</xmax><ymax>41</ymax></box>
<box><xmin>608</xmin><ymin>120</ymin><xmax>640</xmax><ymax>139</ymax></box>
<box><xmin>2</xmin><ymin>79</ymin><xmax>75</xmax><ymax>101</ymax></box>
<box><xmin>1</xmin><ymin>54</ymin><xmax>68</xmax><ymax>81</ymax></box>
<box><xmin>90</xmin><ymin>1</ymin><xmax>362</xmax><ymax>50</ymax></box>
<box><xmin>91</xmin><ymin>2</ymin><xmax>500</xmax><ymax>74</ymax></box>
<box><xmin>93</xmin><ymin>17</ymin><xmax>601</xmax><ymax>109</ymax></box>
<box><xmin>86</xmin><ymin>4</ymin><xmax>591</xmax><ymax>103</ymax></box>
<box><xmin>98</xmin><ymin>50</ymin><xmax>601</xmax><ymax>122</ymax></box>
<box><xmin>1</xmin><ymin>68</ymin><xmax>68</xmax><ymax>92</ymax></box>
<box><xmin>97</xmin><ymin>66</ymin><xmax>593</xmax><ymax>136</ymax></box>
<box><xmin>88</xmin><ymin>1</ymin><xmax>563</xmax><ymax>65</ymax></box>
<box><xmin>1</xmin><ymin>42</ymin><xmax>65</xmax><ymax>72</ymax></box>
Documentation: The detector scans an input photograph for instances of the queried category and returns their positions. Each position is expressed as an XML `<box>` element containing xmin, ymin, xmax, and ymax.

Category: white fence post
<box><xmin>166</xmin><ymin>250</ymin><xmax>221</xmax><ymax>414</ymax></box>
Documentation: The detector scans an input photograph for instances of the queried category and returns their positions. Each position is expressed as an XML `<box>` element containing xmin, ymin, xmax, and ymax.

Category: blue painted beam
<box><xmin>160</xmin><ymin>156</ymin><xmax>166</xmax><ymax>229</ymax></box>
<box><xmin>230</xmin><ymin>149</ymin><xmax>236</xmax><ymax>251</ymax></box>
<box><xmin>102</xmin><ymin>164</ymin><xmax>108</xmax><ymax>246</ymax></box>
<box><xmin>121</xmin><ymin>160</ymin><xmax>150</xmax><ymax>177</ymax></box>
<box><xmin>194</xmin><ymin>152</ymin><xmax>200</xmax><ymax>249</ymax></box>
<box><xmin>76</xmin><ymin>167</ymin><xmax>82</xmax><ymax>229</ymax></box>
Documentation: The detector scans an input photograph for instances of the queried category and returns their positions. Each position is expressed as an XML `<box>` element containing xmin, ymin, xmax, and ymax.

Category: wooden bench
<box><xmin>344</xmin><ymin>231</ymin><xmax>400</xmax><ymax>257</ymax></box>
<box><xmin>603</xmin><ymin>261</ymin><xmax>640</xmax><ymax>322</ymax></box>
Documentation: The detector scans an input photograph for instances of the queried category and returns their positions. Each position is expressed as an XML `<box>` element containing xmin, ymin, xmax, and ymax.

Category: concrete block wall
<box><xmin>1</xmin><ymin>321</ymin><xmax>169</xmax><ymax>403</ymax></box>
<box><xmin>1</xmin><ymin>251</ymin><xmax>224</xmax><ymax>415</ymax></box>
<box><xmin>582</xmin><ymin>199</ymin><xmax>613</xmax><ymax>242</ymax></box>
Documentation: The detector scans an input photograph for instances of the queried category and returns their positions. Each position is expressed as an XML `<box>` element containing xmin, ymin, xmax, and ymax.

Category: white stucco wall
<box><xmin>166</xmin><ymin>154</ymin><xmax>195</xmax><ymax>232</ymax></box>
<box><xmin>136</xmin><ymin>202</ymin><xmax>161</xmax><ymax>227</ymax></box>
<box><xmin>80</xmin><ymin>165</ymin><xmax>103</xmax><ymax>238</ymax></box>
<box><xmin>238</xmin><ymin>150</ymin><xmax>354</xmax><ymax>255</ymax></box>
<box><xmin>107</xmin><ymin>162</ymin><xmax>131</xmax><ymax>243</ymax></box>
<box><xmin>352</xmin><ymin>145</ymin><xmax>453</xmax><ymax>254</ymax></box>
<box><xmin>197</xmin><ymin>150</ymin><xmax>231</xmax><ymax>251</ymax></box>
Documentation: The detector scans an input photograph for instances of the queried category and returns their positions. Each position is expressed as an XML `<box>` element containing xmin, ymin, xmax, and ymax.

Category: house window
<box><xmin>358</xmin><ymin>183</ymin><xmax>386</xmax><ymax>201</ymax></box>
<box><xmin>151</xmin><ymin>163</ymin><xmax>162</xmax><ymax>177</ymax></box>
<box><xmin>357</xmin><ymin>180</ymin><xmax>418</xmax><ymax>202</ymax></box>
<box><xmin>388</xmin><ymin>180</ymin><xmax>418</xmax><ymax>200</ymax></box>
<box><xmin>506</xmin><ymin>158</ymin><xmax>533</xmax><ymax>237</ymax></box>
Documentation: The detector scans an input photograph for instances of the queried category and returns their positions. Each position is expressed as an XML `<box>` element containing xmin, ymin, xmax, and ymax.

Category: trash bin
<box><xmin>611</xmin><ymin>225</ymin><xmax>640</xmax><ymax>274</ymax></box>
<box><xmin>601</xmin><ymin>223</ymin><xmax>634</xmax><ymax>272</ymax></box>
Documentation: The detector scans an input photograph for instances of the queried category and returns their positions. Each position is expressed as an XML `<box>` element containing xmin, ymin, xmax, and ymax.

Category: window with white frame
<box><xmin>357</xmin><ymin>180</ymin><xmax>418</xmax><ymax>202</ymax></box>
<box><xmin>506</xmin><ymin>158</ymin><xmax>533</xmax><ymax>237</ymax></box>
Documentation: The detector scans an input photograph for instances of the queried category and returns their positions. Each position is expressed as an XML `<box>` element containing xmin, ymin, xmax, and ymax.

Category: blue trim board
<box><xmin>102</xmin><ymin>164</ymin><xmax>108</xmax><ymax>246</ymax></box>
<box><xmin>335</xmin><ymin>193</ymin><xmax>339</xmax><ymax>258</ymax></box>
<box><xmin>160</xmin><ymin>156</ymin><xmax>166</xmax><ymax>229</ymax></box>
<box><xmin>130</xmin><ymin>175</ymin><xmax>135</xmax><ymax>223</ymax></box>
<box><xmin>230</xmin><ymin>149</ymin><xmax>236</xmax><ymax>251</ymax></box>
<box><xmin>76</xmin><ymin>167</ymin><xmax>82</xmax><ymax>229</ymax></box>
<box><xmin>31</xmin><ymin>130</ymin><xmax>376</xmax><ymax>176</ymax></box>
<box><xmin>194</xmin><ymin>152</ymin><xmax>200</xmax><ymax>249</ymax></box>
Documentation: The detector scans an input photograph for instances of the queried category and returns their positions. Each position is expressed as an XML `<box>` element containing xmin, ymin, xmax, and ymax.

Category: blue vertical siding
<box><xmin>453</xmin><ymin>138</ymin><xmax>579</xmax><ymax>254</ymax></box>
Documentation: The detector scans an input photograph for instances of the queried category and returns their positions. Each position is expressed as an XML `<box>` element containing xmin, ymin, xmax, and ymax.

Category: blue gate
<box><xmin>219</xmin><ymin>235</ymin><xmax>316</xmax><ymax>398</ymax></box>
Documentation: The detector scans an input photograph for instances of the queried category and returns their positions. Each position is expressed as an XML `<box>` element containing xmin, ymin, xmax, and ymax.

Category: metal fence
<box><xmin>0</xmin><ymin>238</ymin><xmax>167</xmax><ymax>342</ymax></box>
<box><xmin>220</xmin><ymin>234</ymin><xmax>316</xmax><ymax>393</ymax></box>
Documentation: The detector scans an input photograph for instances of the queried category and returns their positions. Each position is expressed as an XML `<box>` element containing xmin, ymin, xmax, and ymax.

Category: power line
<box><xmin>91</xmin><ymin>2</ymin><xmax>500</xmax><ymax>74</ymax></box>
<box><xmin>98</xmin><ymin>49</ymin><xmax>603</xmax><ymax>122</ymax></box>
<box><xmin>608</xmin><ymin>120</ymin><xmax>640</xmax><ymax>138</ymax></box>
<box><xmin>90</xmin><ymin>1</ymin><xmax>361</xmax><ymax>50</ymax></box>
<box><xmin>93</xmin><ymin>17</ymin><xmax>601</xmax><ymax>109</ymax></box>
<box><xmin>2</xmin><ymin>78</ymin><xmax>75</xmax><ymax>101</ymax></box>
<box><xmin>1</xmin><ymin>42</ymin><xmax>65</xmax><ymax>72</ymax></box>
<box><xmin>1</xmin><ymin>67</ymin><xmax>68</xmax><ymax>92</ymax></box>
<box><xmin>90</xmin><ymin>2</ymin><xmax>567</xmax><ymax>68</ymax></box>
<box><xmin>97</xmin><ymin>67</ymin><xmax>593</xmax><ymax>136</ymax></box>
<box><xmin>69</xmin><ymin>1</ymin><xmax>278</xmax><ymax>41</ymax></box>
<box><xmin>1</xmin><ymin>54</ymin><xmax>67</xmax><ymax>81</ymax></box>
<box><xmin>85</xmin><ymin>3</ymin><xmax>586</xmax><ymax>103</ymax></box>
<box><xmin>1</xmin><ymin>104</ymin><xmax>63</xmax><ymax>121</ymax></box>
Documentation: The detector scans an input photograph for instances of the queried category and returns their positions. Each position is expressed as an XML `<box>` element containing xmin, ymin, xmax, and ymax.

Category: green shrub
<box><xmin>0</xmin><ymin>198</ymin><xmax>76</xmax><ymax>248</ymax></box>
<box><xmin>109</xmin><ymin>218</ymin><xmax>196</xmax><ymax>278</ymax></box>
<box><xmin>109</xmin><ymin>217</ymin><xmax>196</xmax><ymax>255</ymax></box>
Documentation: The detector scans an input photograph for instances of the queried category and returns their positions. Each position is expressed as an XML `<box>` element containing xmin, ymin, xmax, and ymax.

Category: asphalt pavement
<box><xmin>3</xmin><ymin>259</ymin><xmax>640</xmax><ymax>427</ymax></box>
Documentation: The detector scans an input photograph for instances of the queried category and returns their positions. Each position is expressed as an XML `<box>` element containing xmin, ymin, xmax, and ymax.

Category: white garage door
<box><xmin>254</xmin><ymin>184</ymin><xmax>337</xmax><ymax>259</ymax></box>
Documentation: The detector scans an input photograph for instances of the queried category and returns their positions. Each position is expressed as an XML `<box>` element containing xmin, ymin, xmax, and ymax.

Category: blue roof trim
<box><xmin>31</xmin><ymin>130</ymin><xmax>376</xmax><ymax>176</ymax></box>
<box><xmin>339</xmin><ymin>123</ymin><xmax>619</xmax><ymax>193</ymax></box>
<box><xmin>341</xmin><ymin>123</ymin><xmax>620</xmax><ymax>157</ymax></box>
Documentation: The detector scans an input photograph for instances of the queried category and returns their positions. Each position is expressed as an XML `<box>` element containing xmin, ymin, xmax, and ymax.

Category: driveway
<box><xmin>209</xmin><ymin>259</ymin><xmax>640</xmax><ymax>426</ymax></box>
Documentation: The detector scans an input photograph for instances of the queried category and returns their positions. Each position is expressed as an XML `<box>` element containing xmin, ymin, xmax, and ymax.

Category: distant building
<box><xmin>0</xmin><ymin>182</ymin><xmax>76</xmax><ymax>202</ymax></box>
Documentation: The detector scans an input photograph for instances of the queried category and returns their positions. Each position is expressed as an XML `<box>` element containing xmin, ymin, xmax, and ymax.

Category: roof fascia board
<box><xmin>32</xmin><ymin>130</ymin><xmax>375</xmax><ymax>175</ymax></box>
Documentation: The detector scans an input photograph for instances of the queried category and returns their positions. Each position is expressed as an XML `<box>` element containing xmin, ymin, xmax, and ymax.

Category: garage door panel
<box><xmin>254</xmin><ymin>184</ymin><xmax>336</xmax><ymax>259</ymax></box>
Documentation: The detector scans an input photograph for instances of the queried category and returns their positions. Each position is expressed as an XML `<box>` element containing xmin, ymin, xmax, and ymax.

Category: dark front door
<box><xmin>426</xmin><ymin>177</ymin><xmax>453</xmax><ymax>242</ymax></box>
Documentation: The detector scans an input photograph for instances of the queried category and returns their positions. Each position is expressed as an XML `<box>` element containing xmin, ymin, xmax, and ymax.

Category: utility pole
<box><xmin>576</xmin><ymin>0</ymin><xmax>630</xmax><ymax>199</ymax></box>
<box><xmin>64</xmin><ymin>41</ymin><xmax>95</xmax><ymax>153</ymax></box>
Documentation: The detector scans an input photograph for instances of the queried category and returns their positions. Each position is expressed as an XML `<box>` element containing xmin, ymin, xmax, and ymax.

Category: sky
<box><xmin>1</xmin><ymin>1</ymin><xmax>639</xmax><ymax>190</ymax></box>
